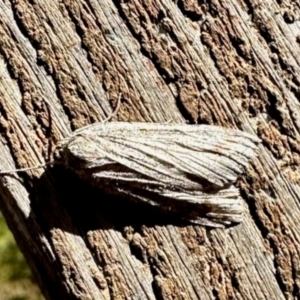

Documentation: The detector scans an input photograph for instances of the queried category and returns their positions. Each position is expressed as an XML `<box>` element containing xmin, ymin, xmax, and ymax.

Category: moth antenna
<box><xmin>0</xmin><ymin>161</ymin><xmax>54</xmax><ymax>175</ymax></box>
<box><xmin>102</xmin><ymin>93</ymin><xmax>122</xmax><ymax>123</ymax></box>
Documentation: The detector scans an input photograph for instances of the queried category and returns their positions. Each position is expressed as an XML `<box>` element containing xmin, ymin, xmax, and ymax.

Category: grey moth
<box><xmin>55</xmin><ymin>122</ymin><xmax>260</xmax><ymax>227</ymax></box>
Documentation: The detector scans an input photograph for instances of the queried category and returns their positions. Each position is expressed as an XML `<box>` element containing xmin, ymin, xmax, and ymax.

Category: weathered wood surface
<box><xmin>0</xmin><ymin>0</ymin><xmax>300</xmax><ymax>299</ymax></box>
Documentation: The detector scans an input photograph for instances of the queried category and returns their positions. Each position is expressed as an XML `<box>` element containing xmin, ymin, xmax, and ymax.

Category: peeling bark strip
<box><xmin>55</xmin><ymin>122</ymin><xmax>260</xmax><ymax>227</ymax></box>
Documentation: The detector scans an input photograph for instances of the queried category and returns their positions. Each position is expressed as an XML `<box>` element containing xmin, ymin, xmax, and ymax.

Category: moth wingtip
<box><xmin>187</xmin><ymin>213</ymin><xmax>244</xmax><ymax>228</ymax></box>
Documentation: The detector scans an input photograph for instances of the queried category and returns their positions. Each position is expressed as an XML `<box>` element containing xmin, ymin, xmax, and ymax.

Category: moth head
<box><xmin>54</xmin><ymin>134</ymin><xmax>102</xmax><ymax>169</ymax></box>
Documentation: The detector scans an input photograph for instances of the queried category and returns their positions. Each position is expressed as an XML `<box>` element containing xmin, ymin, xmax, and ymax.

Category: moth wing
<box><xmin>66</xmin><ymin>122</ymin><xmax>259</xmax><ymax>227</ymax></box>
<box><xmin>108</xmin><ymin>183</ymin><xmax>243</xmax><ymax>227</ymax></box>
<box><xmin>82</xmin><ymin>122</ymin><xmax>259</xmax><ymax>189</ymax></box>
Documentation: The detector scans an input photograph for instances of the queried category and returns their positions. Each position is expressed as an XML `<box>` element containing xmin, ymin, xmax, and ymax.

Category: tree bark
<box><xmin>0</xmin><ymin>0</ymin><xmax>300</xmax><ymax>299</ymax></box>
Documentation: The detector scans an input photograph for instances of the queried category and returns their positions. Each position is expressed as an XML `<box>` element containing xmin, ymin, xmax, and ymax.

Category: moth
<box><xmin>54</xmin><ymin>122</ymin><xmax>260</xmax><ymax>227</ymax></box>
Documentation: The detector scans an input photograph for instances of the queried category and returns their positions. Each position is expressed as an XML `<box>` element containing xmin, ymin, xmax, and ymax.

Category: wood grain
<box><xmin>0</xmin><ymin>0</ymin><xmax>300</xmax><ymax>299</ymax></box>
